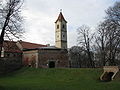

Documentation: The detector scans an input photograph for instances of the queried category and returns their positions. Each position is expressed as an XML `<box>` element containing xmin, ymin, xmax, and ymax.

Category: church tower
<box><xmin>55</xmin><ymin>11</ymin><xmax>67</xmax><ymax>49</ymax></box>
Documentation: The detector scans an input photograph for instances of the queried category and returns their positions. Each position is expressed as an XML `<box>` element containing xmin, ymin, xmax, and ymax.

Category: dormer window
<box><xmin>57</xmin><ymin>25</ymin><xmax>59</xmax><ymax>29</ymax></box>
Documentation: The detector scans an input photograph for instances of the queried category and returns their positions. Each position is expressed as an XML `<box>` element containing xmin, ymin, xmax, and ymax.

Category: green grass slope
<box><xmin>0</xmin><ymin>68</ymin><xmax>120</xmax><ymax>90</ymax></box>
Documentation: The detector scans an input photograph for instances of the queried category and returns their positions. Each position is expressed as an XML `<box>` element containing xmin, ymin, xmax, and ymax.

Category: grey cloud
<box><xmin>22</xmin><ymin>0</ymin><xmax>117</xmax><ymax>48</ymax></box>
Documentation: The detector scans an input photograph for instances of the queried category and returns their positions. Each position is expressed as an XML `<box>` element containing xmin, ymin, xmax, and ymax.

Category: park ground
<box><xmin>0</xmin><ymin>68</ymin><xmax>120</xmax><ymax>90</ymax></box>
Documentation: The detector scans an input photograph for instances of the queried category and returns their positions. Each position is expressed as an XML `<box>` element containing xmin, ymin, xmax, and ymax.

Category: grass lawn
<box><xmin>0</xmin><ymin>67</ymin><xmax>120</xmax><ymax>90</ymax></box>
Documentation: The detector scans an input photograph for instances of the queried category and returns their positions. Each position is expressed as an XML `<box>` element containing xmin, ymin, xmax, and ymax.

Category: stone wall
<box><xmin>38</xmin><ymin>49</ymin><xmax>69</xmax><ymax>68</ymax></box>
<box><xmin>23</xmin><ymin>50</ymin><xmax>38</xmax><ymax>68</ymax></box>
<box><xmin>0</xmin><ymin>57</ymin><xmax>22</xmax><ymax>74</ymax></box>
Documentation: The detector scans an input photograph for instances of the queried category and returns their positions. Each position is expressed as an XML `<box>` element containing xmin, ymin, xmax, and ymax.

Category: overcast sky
<box><xmin>21</xmin><ymin>0</ymin><xmax>119</xmax><ymax>48</ymax></box>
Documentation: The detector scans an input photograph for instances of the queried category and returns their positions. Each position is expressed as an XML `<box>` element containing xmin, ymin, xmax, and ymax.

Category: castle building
<box><xmin>22</xmin><ymin>11</ymin><xmax>69</xmax><ymax>68</ymax></box>
<box><xmin>0</xmin><ymin>12</ymin><xmax>69</xmax><ymax>68</ymax></box>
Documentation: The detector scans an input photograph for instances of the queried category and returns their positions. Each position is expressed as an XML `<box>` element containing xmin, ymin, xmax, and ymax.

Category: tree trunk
<box><xmin>0</xmin><ymin>8</ymin><xmax>11</xmax><ymax>57</ymax></box>
<box><xmin>0</xmin><ymin>27</ymin><xmax>5</xmax><ymax>57</ymax></box>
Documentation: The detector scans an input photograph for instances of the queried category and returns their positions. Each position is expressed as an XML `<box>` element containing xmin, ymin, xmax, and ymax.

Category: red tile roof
<box><xmin>2</xmin><ymin>40</ymin><xmax>47</xmax><ymax>52</ymax></box>
<box><xmin>3</xmin><ymin>41</ymin><xmax>22</xmax><ymax>53</ymax></box>
<box><xmin>55</xmin><ymin>12</ymin><xmax>67</xmax><ymax>23</ymax></box>
<box><xmin>19</xmin><ymin>41</ymin><xmax>47</xmax><ymax>49</ymax></box>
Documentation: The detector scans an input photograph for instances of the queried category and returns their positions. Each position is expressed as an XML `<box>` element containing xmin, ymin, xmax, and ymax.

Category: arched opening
<box><xmin>49</xmin><ymin>61</ymin><xmax>55</xmax><ymax>68</ymax></box>
<box><xmin>102</xmin><ymin>72</ymin><xmax>114</xmax><ymax>82</ymax></box>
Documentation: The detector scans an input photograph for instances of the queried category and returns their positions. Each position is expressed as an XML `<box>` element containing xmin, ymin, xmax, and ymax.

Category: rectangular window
<box><xmin>63</xmin><ymin>24</ymin><xmax>65</xmax><ymax>29</ymax></box>
<box><xmin>57</xmin><ymin>25</ymin><xmax>59</xmax><ymax>29</ymax></box>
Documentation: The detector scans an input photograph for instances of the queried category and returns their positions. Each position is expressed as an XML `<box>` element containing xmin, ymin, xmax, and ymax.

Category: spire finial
<box><xmin>60</xmin><ymin>9</ymin><xmax>62</xmax><ymax>12</ymax></box>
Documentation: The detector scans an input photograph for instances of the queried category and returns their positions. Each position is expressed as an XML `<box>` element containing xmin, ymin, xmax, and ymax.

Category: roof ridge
<box><xmin>19</xmin><ymin>41</ymin><xmax>46</xmax><ymax>46</ymax></box>
<box><xmin>4</xmin><ymin>40</ymin><xmax>17</xmax><ymax>43</ymax></box>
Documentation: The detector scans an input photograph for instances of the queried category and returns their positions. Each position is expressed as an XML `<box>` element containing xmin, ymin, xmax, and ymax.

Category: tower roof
<box><xmin>55</xmin><ymin>12</ymin><xmax>67</xmax><ymax>23</ymax></box>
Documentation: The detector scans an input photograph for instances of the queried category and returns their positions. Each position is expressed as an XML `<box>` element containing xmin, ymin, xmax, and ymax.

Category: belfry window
<box><xmin>63</xmin><ymin>24</ymin><xmax>65</xmax><ymax>29</ymax></box>
<box><xmin>57</xmin><ymin>25</ymin><xmax>59</xmax><ymax>29</ymax></box>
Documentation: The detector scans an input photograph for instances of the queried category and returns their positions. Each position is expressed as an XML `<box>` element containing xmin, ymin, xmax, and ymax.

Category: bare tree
<box><xmin>69</xmin><ymin>46</ymin><xmax>90</xmax><ymax>68</ymax></box>
<box><xmin>77</xmin><ymin>25</ymin><xmax>95</xmax><ymax>68</ymax></box>
<box><xmin>106</xmin><ymin>1</ymin><xmax>120</xmax><ymax>26</ymax></box>
<box><xmin>69</xmin><ymin>46</ymin><xmax>82</xmax><ymax>68</ymax></box>
<box><xmin>95</xmin><ymin>21</ymin><xmax>108</xmax><ymax>66</ymax></box>
<box><xmin>0</xmin><ymin>0</ymin><xmax>24</xmax><ymax>57</ymax></box>
<box><xmin>95</xmin><ymin>2</ymin><xmax>120</xmax><ymax>66</ymax></box>
<box><xmin>96</xmin><ymin>20</ymin><xmax>120</xmax><ymax>66</ymax></box>
<box><xmin>105</xmin><ymin>19</ymin><xmax>120</xmax><ymax>65</ymax></box>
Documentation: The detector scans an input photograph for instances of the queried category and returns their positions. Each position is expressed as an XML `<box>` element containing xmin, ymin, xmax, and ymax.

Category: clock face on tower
<box><xmin>56</xmin><ymin>32</ymin><xmax>60</xmax><ymax>41</ymax></box>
